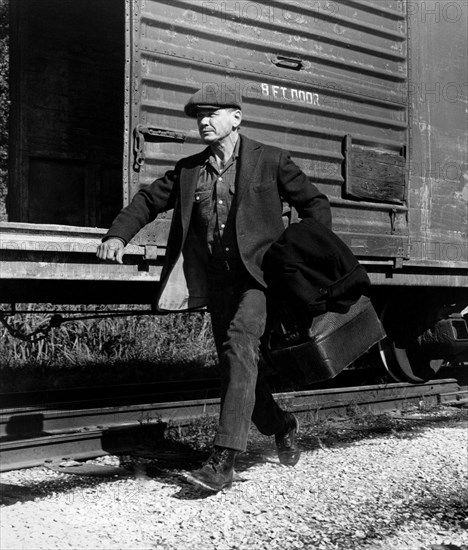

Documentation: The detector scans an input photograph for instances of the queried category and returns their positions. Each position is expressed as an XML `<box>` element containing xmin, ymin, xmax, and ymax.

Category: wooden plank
<box><xmin>347</xmin><ymin>147</ymin><xmax>406</xmax><ymax>203</ymax></box>
<box><xmin>337</xmin><ymin>232</ymin><xmax>409</xmax><ymax>259</ymax></box>
<box><xmin>0</xmin><ymin>221</ymin><xmax>110</xmax><ymax>235</ymax></box>
<box><xmin>0</xmin><ymin>259</ymin><xmax>162</xmax><ymax>281</ymax></box>
<box><xmin>0</xmin><ymin>219</ymin><xmax>172</xmax><ymax>248</ymax></box>
<box><xmin>0</xmin><ymin>238</ymin><xmax>148</xmax><ymax>256</ymax></box>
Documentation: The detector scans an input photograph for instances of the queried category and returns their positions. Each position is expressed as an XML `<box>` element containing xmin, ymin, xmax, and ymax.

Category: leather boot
<box><xmin>275</xmin><ymin>412</ymin><xmax>301</xmax><ymax>466</ymax></box>
<box><xmin>185</xmin><ymin>446</ymin><xmax>238</xmax><ymax>492</ymax></box>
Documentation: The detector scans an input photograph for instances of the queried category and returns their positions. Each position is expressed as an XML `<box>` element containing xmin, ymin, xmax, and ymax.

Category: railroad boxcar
<box><xmin>1</xmin><ymin>0</ymin><xmax>467</xmax><ymax>382</ymax></box>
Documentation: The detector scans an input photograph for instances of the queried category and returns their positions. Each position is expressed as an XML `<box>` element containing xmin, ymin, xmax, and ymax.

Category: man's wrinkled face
<box><xmin>196</xmin><ymin>108</ymin><xmax>241</xmax><ymax>144</ymax></box>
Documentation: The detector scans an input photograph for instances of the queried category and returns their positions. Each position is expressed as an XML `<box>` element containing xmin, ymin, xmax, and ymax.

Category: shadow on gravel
<box><xmin>293</xmin><ymin>409</ymin><xmax>468</xmax><ymax>549</ymax></box>
<box><xmin>0</xmin><ymin>439</ymin><xmax>274</xmax><ymax>504</ymax></box>
<box><xmin>358</xmin><ymin>488</ymin><xmax>468</xmax><ymax>549</ymax></box>
<box><xmin>296</xmin><ymin>408</ymin><xmax>468</xmax><ymax>453</ymax></box>
<box><xmin>0</xmin><ymin>483</ymin><xmax>38</xmax><ymax>506</ymax></box>
<box><xmin>134</xmin><ymin>408</ymin><xmax>468</xmax><ymax>500</ymax></box>
<box><xmin>122</xmin><ymin>439</ymin><xmax>280</xmax><ymax>500</ymax></box>
<box><xmin>2</xmin><ymin>409</ymin><xmax>465</xmax><ymax>504</ymax></box>
<box><xmin>408</xmin><ymin>489</ymin><xmax>468</xmax><ymax>526</ymax></box>
<box><xmin>0</xmin><ymin>475</ymin><xmax>123</xmax><ymax>506</ymax></box>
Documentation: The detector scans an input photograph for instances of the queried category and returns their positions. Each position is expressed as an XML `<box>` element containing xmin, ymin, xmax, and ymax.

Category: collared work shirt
<box><xmin>192</xmin><ymin>135</ymin><xmax>241</xmax><ymax>262</ymax></box>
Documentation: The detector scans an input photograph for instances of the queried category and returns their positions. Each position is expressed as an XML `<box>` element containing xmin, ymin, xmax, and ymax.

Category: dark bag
<box><xmin>265</xmin><ymin>295</ymin><xmax>386</xmax><ymax>385</ymax></box>
<box><xmin>263</xmin><ymin>211</ymin><xmax>385</xmax><ymax>385</ymax></box>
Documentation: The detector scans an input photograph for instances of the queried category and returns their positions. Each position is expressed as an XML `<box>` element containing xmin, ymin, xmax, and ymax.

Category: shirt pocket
<box><xmin>193</xmin><ymin>189</ymin><xmax>212</xmax><ymax>204</ymax></box>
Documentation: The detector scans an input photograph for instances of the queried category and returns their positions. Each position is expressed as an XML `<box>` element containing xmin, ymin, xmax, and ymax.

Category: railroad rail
<box><xmin>1</xmin><ymin>377</ymin><xmax>465</xmax><ymax>472</ymax></box>
<box><xmin>0</xmin><ymin>367</ymin><xmax>393</xmax><ymax>409</ymax></box>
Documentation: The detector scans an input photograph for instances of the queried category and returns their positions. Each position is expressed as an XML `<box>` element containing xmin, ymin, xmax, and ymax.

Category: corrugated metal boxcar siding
<box><xmin>126</xmin><ymin>0</ymin><xmax>409</xmax><ymax>257</ymax></box>
<box><xmin>407</xmin><ymin>0</ymin><xmax>468</xmax><ymax>267</ymax></box>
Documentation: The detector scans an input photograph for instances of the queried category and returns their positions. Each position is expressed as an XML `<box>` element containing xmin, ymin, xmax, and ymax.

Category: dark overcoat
<box><xmin>263</xmin><ymin>216</ymin><xmax>371</xmax><ymax>314</ymax></box>
<box><xmin>106</xmin><ymin>135</ymin><xmax>332</xmax><ymax>311</ymax></box>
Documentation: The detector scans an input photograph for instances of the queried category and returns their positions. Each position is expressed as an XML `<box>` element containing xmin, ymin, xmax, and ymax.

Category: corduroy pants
<box><xmin>207</xmin><ymin>265</ymin><xmax>289</xmax><ymax>452</ymax></box>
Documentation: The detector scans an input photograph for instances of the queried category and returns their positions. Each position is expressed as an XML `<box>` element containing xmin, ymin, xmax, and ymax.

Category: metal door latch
<box><xmin>133</xmin><ymin>124</ymin><xmax>186</xmax><ymax>170</ymax></box>
<box><xmin>271</xmin><ymin>55</ymin><xmax>304</xmax><ymax>71</ymax></box>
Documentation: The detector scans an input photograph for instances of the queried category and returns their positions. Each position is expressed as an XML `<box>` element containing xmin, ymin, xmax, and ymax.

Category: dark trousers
<box><xmin>207</xmin><ymin>265</ymin><xmax>288</xmax><ymax>452</ymax></box>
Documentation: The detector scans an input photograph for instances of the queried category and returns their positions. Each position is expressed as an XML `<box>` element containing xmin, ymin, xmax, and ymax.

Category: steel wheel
<box><xmin>378</xmin><ymin>294</ymin><xmax>444</xmax><ymax>384</ymax></box>
<box><xmin>378</xmin><ymin>336</ymin><xmax>444</xmax><ymax>384</ymax></box>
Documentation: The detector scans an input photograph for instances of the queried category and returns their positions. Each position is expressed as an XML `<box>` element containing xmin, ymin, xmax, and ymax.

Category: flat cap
<box><xmin>184</xmin><ymin>84</ymin><xmax>242</xmax><ymax>117</ymax></box>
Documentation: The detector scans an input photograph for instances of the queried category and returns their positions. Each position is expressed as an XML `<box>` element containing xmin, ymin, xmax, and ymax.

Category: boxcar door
<box><xmin>125</xmin><ymin>0</ymin><xmax>410</xmax><ymax>260</ymax></box>
<box><xmin>9</xmin><ymin>0</ymin><xmax>125</xmax><ymax>228</ymax></box>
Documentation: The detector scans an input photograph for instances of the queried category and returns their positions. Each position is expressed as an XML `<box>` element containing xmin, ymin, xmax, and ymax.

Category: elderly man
<box><xmin>97</xmin><ymin>84</ymin><xmax>332</xmax><ymax>492</ymax></box>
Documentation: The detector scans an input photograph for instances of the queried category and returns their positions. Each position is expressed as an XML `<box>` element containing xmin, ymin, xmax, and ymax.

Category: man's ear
<box><xmin>232</xmin><ymin>109</ymin><xmax>242</xmax><ymax>129</ymax></box>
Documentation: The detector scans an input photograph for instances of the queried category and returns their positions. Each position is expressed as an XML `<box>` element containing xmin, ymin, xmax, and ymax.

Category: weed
<box><xmin>166</xmin><ymin>414</ymin><xmax>218</xmax><ymax>451</ymax></box>
<box><xmin>0</xmin><ymin>305</ymin><xmax>217</xmax><ymax>391</ymax></box>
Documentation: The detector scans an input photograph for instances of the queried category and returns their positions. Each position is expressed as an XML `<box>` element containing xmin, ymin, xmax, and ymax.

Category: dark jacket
<box><xmin>105</xmin><ymin>135</ymin><xmax>332</xmax><ymax>311</ymax></box>
<box><xmin>263</xmin><ymin>217</ymin><xmax>371</xmax><ymax>314</ymax></box>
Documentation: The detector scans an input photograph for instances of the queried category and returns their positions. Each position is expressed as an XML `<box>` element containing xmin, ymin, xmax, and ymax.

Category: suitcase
<box><xmin>265</xmin><ymin>295</ymin><xmax>386</xmax><ymax>385</ymax></box>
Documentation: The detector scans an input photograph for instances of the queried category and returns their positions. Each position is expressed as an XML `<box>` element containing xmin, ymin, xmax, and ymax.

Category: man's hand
<box><xmin>96</xmin><ymin>238</ymin><xmax>125</xmax><ymax>264</ymax></box>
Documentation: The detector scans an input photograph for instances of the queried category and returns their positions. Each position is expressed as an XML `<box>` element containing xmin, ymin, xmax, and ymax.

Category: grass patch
<box><xmin>166</xmin><ymin>415</ymin><xmax>219</xmax><ymax>452</ymax></box>
<box><xmin>0</xmin><ymin>305</ymin><xmax>217</xmax><ymax>392</ymax></box>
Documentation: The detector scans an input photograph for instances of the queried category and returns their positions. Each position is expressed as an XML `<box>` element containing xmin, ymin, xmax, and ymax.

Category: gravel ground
<box><xmin>1</xmin><ymin>407</ymin><xmax>467</xmax><ymax>550</ymax></box>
